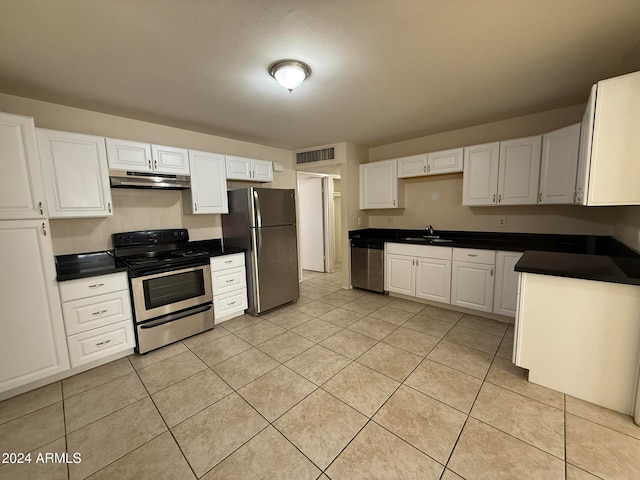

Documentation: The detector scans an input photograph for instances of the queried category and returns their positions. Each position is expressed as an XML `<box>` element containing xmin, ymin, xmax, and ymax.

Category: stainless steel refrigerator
<box><xmin>222</xmin><ymin>187</ymin><xmax>299</xmax><ymax>316</ymax></box>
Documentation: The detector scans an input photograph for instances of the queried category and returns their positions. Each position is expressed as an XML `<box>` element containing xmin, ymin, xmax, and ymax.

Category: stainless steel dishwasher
<box><xmin>350</xmin><ymin>239</ymin><xmax>385</xmax><ymax>293</ymax></box>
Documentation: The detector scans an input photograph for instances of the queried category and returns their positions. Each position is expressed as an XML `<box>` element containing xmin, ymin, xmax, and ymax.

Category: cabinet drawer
<box><xmin>214</xmin><ymin>288</ymin><xmax>248</xmax><ymax>319</ymax></box>
<box><xmin>211</xmin><ymin>253</ymin><xmax>245</xmax><ymax>271</ymax></box>
<box><xmin>212</xmin><ymin>266</ymin><xmax>246</xmax><ymax>295</ymax></box>
<box><xmin>453</xmin><ymin>248</ymin><xmax>495</xmax><ymax>264</ymax></box>
<box><xmin>62</xmin><ymin>290</ymin><xmax>132</xmax><ymax>335</ymax></box>
<box><xmin>59</xmin><ymin>272</ymin><xmax>128</xmax><ymax>302</ymax></box>
<box><xmin>386</xmin><ymin>242</ymin><xmax>452</xmax><ymax>260</ymax></box>
<box><xmin>67</xmin><ymin>320</ymin><xmax>135</xmax><ymax>368</ymax></box>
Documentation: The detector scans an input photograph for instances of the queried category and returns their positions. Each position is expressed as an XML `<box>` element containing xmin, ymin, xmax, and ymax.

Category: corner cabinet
<box><xmin>539</xmin><ymin>124</ymin><xmax>580</xmax><ymax>205</ymax></box>
<box><xmin>37</xmin><ymin>129</ymin><xmax>113</xmax><ymax>218</ymax></box>
<box><xmin>0</xmin><ymin>113</ymin><xmax>47</xmax><ymax>220</ymax></box>
<box><xmin>360</xmin><ymin>159</ymin><xmax>403</xmax><ymax>209</ymax></box>
<box><xmin>226</xmin><ymin>155</ymin><xmax>273</xmax><ymax>182</ymax></box>
<box><xmin>183</xmin><ymin>150</ymin><xmax>228</xmax><ymax>214</ymax></box>
<box><xmin>493</xmin><ymin>251</ymin><xmax>523</xmax><ymax>316</ymax></box>
<box><xmin>106</xmin><ymin>138</ymin><xmax>190</xmax><ymax>175</ymax></box>
<box><xmin>0</xmin><ymin>219</ymin><xmax>70</xmax><ymax>393</ymax></box>
<box><xmin>576</xmin><ymin>71</ymin><xmax>640</xmax><ymax>206</ymax></box>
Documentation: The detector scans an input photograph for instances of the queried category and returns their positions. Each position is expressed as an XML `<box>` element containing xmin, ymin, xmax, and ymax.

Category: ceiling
<box><xmin>1</xmin><ymin>1</ymin><xmax>639</xmax><ymax>151</ymax></box>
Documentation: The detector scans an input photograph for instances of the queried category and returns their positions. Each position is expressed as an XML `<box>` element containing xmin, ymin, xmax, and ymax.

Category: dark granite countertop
<box><xmin>514</xmin><ymin>251</ymin><xmax>640</xmax><ymax>286</ymax></box>
<box><xmin>55</xmin><ymin>251</ymin><xmax>127</xmax><ymax>282</ymax></box>
<box><xmin>349</xmin><ymin>228</ymin><xmax>640</xmax><ymax>286</ymax></box>
<box><xmin>56</xmin><ymin>239</ymin><xmax>246</xmax><ymax>282</ymax></box>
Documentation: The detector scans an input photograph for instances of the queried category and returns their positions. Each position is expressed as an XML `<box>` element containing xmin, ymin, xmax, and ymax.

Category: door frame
<box><xmin>296</xmin><ymin>171</ymin><xmax>339</xmax><ymax>273</ymax></box>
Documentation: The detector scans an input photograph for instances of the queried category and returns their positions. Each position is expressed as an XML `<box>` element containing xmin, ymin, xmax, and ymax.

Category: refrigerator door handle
<box><xmin>251</xmin><ymin>227</ymin><xmax>262</xmax><ymax>312</ymax></box>
<box><xmin>253</xmin><ymin>189</ymin><xmax>262</xmax><ymax>227</ymax></box>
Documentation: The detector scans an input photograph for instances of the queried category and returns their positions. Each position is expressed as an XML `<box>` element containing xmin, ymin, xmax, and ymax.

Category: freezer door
<box><xmin>252</xmin><ymin>188</ymin><xmax>296</xmax><ymax>227</ymax></box>
<box><xmin>250</xmin><ymin>224</ymin><xmax>299</xmax><ymax>313</ymax></box>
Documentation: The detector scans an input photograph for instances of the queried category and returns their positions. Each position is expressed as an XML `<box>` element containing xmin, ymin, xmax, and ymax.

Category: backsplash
<box><xmin>50</xmin><ymin>188</ymin><xmax>221</xmax><ymax>254</ymax></box>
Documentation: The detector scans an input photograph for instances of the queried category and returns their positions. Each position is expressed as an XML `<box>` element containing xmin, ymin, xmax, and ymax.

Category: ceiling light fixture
<box><xmin>269</xmin><ymin>60</ymin><xmax>311</xmax><ymax>93</ymax></box>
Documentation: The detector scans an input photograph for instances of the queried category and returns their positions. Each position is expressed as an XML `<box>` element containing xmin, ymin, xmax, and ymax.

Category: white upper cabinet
<box><xmin>225</xmin><ymin>155</ymin><xmax>273</xmax><ymax>182</ymax></box>
<box><xmin>427</xmin><ymin>147</ymin><xmax>463</xmax><ymax>175</ymax></box>
<box><xmin>360</xmin><ymin>159</ymin><xmax>402</xmax><ymax>209</ymax></box>
<box><xmin>575</xmin><ymin>85</ymin><xmax>596</xmax><ymax>205</ymax></box>
<box><xmin>498</xmin><ymin>135</ymin><xmax>542</xmax><ymax>205</ymax></box>
<box><xmin>462</xmin><ymin>142</ymin><xmax>500</xmax><ymax>205</ymax></box>
<box><xmin>577</xmin><ymin>72</ymin><xmax>640</xmax><ymax>205</ymax></box>
<box><xmin>106</xmin><ymin>138</ymin><xmax>189</xmax><ymax>175</ymax></box>
<box><xmin>0</xmin><ymin>112</ymin><xmax>46</xmax><ymax>220</ymax></box>
<box><xmin>397</xmin><ymin>148</ymin><xmax>463</xmax><ymax>178</ymax></box>
<box><xmin>539</xmin><ymin>123</ymin><xmax>580</xmax><ymax>205</ymax></box>
<box><xmin>397</xmin><ymin>153</ymin><xmax>427</xmax><ymax>178</ymax></box>
<box><xmin>183</xmin><ymin>150</ymin><xmax>228</xmax><ymax>214</ymax></box>
<box><xmin>37</xmin><ymin>129</ymin><xmax>113</xmax><ymax>218</ymax></box>
<box><xmin>462</xmin><ymin>137</ymin><xmax>541</xmax><ymax>206</ymax></box>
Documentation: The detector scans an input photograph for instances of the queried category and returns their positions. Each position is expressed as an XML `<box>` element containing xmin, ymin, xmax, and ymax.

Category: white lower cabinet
<box><xmin>451</xmin><ymin>248</ymin><xmax>496</xmax><ymax>313</ymax></box>
<box><xmin>415</xmin><ymin>258</ymin><xmax>452</xmax><ymax>303</ymax></box>
<box><xmin>386</xmin><ymin>243</ymin><xmax>522</xmax><ymax>317</ymax></box>
<box><xmin>493</xmin><ymin>251</ymin><xmax>523</xmax><ymax>316</ymax></box>
<box><xmin>211</xmin><ymin>253</ymin><xmax>248</xmax><ymax>323</ymax></box>
<box><xmin>59</xmin><ymin>272</ymin><xmax>135</xmax><ymax>368</ymax></box>
<box><xmin>385</xmin><ymin>243</ymin><xmax>452</xmax><ymax>303</ymax></box>
<box><xmin>514</xmin><ymin>272</ymin><xmax>640</xmax><ymax>415</ymax></box>
<box><xmin>0</xmin><ymin>219</ymin><xmax>70</xmax><ymax>394</ymax></box>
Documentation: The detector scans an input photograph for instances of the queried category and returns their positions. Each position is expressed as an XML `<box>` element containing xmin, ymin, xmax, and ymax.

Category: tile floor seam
<box><xmin>317</xmin><ymin>417</ymin><xmax>377</xmax><ymax>476</ymax></box>
<box><xmin>268</xmin><ymin>421</ymin><xmax>334</xmax><ymax>475</ymax></box>
<box><xmin>474</xmin><ymin>379</ymin><xmax>566</xmax><ymax>414</ymax></box>
<box><xmin>441</xmin><ymin>415</ymin><xmax>470</xmax><ymax>478</ymax></box>
<box><xmin>469</xmin><ymin>415</ymin><xmax>568</xmax><ymax>462</ymax></box>
<box><xmin>369</xmin><ymin>417</ymin><xmax>447</xmax><ymax>471</ymax></box>
<box><xmin>566</xmin><ymin>462</ymin><xmax>606</xmax><ymax>480</ymax></box>
<box><xmin>563</xmin><ymin>409</ymin><xmax>640</xmax><ymax>441</ymax></box>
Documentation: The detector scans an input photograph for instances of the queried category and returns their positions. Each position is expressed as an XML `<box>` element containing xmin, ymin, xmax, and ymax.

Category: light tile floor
<box><xmin>2</xmin><ymin>269</ymin><xmax>640</xmax><ymax>479</ymax></box>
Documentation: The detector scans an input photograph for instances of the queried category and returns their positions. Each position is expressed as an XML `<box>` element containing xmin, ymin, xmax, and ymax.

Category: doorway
<box><xmin>297</xmin><ymin>172</ymin><xmax>341</xmax><ymax>273</ymax></box>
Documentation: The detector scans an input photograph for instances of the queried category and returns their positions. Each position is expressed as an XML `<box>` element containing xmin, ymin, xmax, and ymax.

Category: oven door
<box><xmin>130</xmin><ymin>264</ymin><xmax>213</xmax><ymax>323</ymax></box>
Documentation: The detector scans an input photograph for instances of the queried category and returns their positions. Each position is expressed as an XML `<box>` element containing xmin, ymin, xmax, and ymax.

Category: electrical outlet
<box><xmin>387</xmin><ymin>217</ymin><xmax>394</xmax><ymax>225</ymax></box>
<box><xmin>498</xmin><ymin>217</ymin><xmax>506</xmax><ymax>227</ymax></box>
<box><xmin>357</xmin><ymin>217</ymin><xmax>362</xmax><ymax>226</ymax></box>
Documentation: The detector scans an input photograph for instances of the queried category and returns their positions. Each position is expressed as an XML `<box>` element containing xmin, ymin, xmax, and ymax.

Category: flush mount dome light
<box><xmin>269</xmin><ymin>60</ymin><xmax>311</xmax><ymax>93</ymax></box>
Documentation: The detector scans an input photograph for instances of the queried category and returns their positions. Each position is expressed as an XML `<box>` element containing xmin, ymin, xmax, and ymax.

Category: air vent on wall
<box><xmin>296</xmin><ymin>147</ymin><xmax>335</xmax><ymax>164</ymax></box>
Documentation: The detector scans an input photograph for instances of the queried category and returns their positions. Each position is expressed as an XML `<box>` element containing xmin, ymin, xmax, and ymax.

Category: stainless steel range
<box><xmin>113</xmin><ymin>229</ymin><xmax>214</xmax><ymax>354</ymax></box>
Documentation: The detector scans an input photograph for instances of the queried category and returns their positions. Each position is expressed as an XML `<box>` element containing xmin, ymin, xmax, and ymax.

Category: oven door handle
<box><xmin>139</xmin><ymin>304</ymin><xmax>212</xmax><ymax>329</ymax></box>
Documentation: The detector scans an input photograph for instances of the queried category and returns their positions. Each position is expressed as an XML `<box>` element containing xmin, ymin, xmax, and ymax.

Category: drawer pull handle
<box><xmin>89</xmin><ymin>283</ymin><xmax>105</xmax><ymax>288</ymax></box>
<box><xmin>96</xmin><ymin>339</ymin><xmax>112</xmax><ymax>347</ymax></box>
<box><xmin>467</xmin><ymin>254</ymin><xmax>478</xmax><ymax>257</ymax></box>
<box><xmin>224</xmin><ymin>260</ymin><xmax>233</xmax><ymax>264</ymax></box>
<box><xmin>228</xmin><ymin>301</ymin><xmax>237</xmax><ymax>306</ymax></box>
<box><xmin>92</xmin><ymin>309</ymin><xmax>108</xmax><ymax>316</ymax></box>
<box><xmin>226</xmin><ymin>279</ymin><xmax>234</xmax><ymax>283</ymax></box>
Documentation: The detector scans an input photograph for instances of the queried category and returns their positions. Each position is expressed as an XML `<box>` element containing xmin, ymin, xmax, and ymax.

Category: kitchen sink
<box><xmin>401</xmin><ymin>236</ymin><xmax>453</xmax><ymax>244</ymax></box>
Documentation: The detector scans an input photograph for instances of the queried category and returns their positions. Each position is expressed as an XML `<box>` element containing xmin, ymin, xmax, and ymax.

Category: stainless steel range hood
<box><xmin>109</xmin><ymin>170</ymin><xmax>190</xmax><ymax>189</ymax></box>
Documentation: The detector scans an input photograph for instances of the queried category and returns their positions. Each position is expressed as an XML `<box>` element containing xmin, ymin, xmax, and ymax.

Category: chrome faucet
<box><xmin>425</xmin><ymin>225</ymin><xmax>434</xmax><ymax>235</ymax></box>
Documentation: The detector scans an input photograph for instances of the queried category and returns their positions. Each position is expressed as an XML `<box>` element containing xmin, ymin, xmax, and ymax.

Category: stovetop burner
<box><xmin>112</xmin><ymin>229</ymin><xmax>210</xmax><ymax>273</ymax></box>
